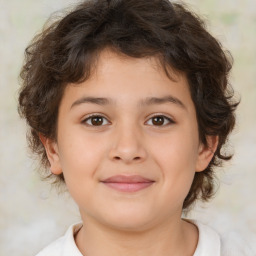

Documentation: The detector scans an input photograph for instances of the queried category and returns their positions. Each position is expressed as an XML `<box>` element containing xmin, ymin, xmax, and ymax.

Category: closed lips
<box><xmin>101</xmin><ymin>175</ymin><xmax>155</xmax><ymax>192</ymax></box>
<box><xmin>101</xmin><ymin>175</ymin><xmax>154</xmax><ymax>183</ymax></box>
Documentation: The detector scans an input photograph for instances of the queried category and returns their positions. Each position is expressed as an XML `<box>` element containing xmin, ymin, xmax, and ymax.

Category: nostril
<box><xmin>113</xmin><ymin>156</ymin><xmax>141</xmax><ymax>161</ymax></box>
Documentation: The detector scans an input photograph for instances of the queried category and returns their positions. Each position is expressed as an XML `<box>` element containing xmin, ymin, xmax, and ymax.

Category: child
<box><xmin>18</xmin><ymin>0</ymin><xmax>249</xmax><ymax>255</ymax></box>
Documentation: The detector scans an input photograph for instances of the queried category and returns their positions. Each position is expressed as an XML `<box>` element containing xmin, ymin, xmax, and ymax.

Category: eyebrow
<box><xmin>70</xmin><ymin>95</ymin><xmax>186</xmax><ymax>110</ymax></box>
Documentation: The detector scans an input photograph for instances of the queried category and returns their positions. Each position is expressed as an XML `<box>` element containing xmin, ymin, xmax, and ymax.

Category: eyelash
<box><xmin>81</xmin><ymin>114</ymin><xmax>175</xmax><ymax>127</ymax></box>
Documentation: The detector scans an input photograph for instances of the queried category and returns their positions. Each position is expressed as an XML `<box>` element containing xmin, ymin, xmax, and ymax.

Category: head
<box><xmin>18</xmin><ymin>0</ymin><xmax>238</xmax><ymax>212</ymax></box>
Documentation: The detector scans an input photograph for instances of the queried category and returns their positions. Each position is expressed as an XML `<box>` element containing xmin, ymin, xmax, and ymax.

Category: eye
<box><xmin>146</xmin><ymin>115</ymin><xmax>175</xmax><ymax>127</ymax></box>
<box><xmin>82</xmin><ymin>114</ymin><xmax>110</xmax><ymax>126</ymax></box>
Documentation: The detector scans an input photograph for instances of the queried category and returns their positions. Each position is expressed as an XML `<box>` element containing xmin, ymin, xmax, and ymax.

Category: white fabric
<box><xmin>35</xmin><ymin>220</ymin><xmax>254</xmax><ymax>256</ymax></box>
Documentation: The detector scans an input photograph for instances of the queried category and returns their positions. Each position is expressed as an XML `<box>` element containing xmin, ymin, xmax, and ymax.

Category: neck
<box><xmin>75</xmin><ymin>215</ymin><xmax>198</xmax><ymax>256</ymax></box>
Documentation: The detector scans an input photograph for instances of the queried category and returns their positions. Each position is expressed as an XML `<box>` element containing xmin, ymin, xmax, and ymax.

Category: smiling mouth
<box><xmin>101</xmin><ymin>175</ymin><xmax>155</xmax><ymax>193</ymax></box>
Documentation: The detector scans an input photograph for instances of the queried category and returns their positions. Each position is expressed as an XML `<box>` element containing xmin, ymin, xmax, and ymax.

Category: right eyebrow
<box><xmin>70</xmin><ymin>97</ymin><xmax>114</xmax><ymax>109</ymax></box>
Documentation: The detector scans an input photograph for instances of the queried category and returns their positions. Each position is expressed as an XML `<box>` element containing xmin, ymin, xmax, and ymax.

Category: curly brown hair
<box><xmin>18</xmin><ymin>0</ymin><xmax>239</xmax><ymax>210</ymax></box>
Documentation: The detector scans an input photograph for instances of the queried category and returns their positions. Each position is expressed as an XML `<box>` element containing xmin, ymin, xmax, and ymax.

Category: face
<box><xmin>44</xmin><ymin>49</ymin><xmax>216</xmax><ymax>231</ymax></box>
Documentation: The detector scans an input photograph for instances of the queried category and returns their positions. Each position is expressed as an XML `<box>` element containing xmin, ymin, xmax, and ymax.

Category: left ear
<box><xmin>196</xmin><ymin>135</ymin><xmax>219</xmax><ymax>172</ymax></box>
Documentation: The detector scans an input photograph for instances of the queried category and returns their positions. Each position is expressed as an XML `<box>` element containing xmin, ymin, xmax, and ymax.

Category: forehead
<box><xmin>64</xmin><ymin>48</ymin><xmax>194</xmax><ymax>111</ymax></box>
<box><xmin>93</xmin><ymin>48</ymin><xmax>181</xmax><ymax>83</ymax></box>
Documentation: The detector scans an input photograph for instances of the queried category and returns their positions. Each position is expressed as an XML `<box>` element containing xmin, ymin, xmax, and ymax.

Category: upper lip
<box><xmin>101</xmin><ymin>175</ymin><xmax>154</xmax><ymax>183</ymax></box>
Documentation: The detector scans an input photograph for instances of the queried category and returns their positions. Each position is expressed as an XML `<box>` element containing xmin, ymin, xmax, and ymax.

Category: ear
<box><xmin>195</xmin><ymin>135</ymin><xmax>219</xmax><ymax>172</ymax></box>
<box><xmin>39</xmin><ymin>134</ymin><xmax>63</xmax><ymax>175</ymax></box>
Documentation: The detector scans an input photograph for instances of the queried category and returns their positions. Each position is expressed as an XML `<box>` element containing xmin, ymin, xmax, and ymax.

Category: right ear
<box><xmin>39</xmin><ymin>134</ymin><xmax>62</xmax><ymax>175</ymax></box>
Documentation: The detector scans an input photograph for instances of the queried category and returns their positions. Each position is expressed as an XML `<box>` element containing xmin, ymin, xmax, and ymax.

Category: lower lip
<box><xmin>102</xmin><ymin>182</ymin><xmax>154</xmax><ymax>192</ymax></box>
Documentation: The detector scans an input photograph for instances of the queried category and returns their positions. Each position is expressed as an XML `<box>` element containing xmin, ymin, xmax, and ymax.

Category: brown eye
<box><xmin>83</xmin><ymin>115</ymin><xmax>109</xmax><ymax>126</ymax></box>
<box><xmin>152</xmin><ymin>116</ymin><xmax>165</xmax><ymax>126</ymax></box>
<box><xmin>146</xmin><ymin>115</ymin><xmax>174</xmax><ymax>126</ymax></box>
<box><xmin>91</xmin><ymin>116</ymin><xmax>103</xmax><ymax>126</ymax></box>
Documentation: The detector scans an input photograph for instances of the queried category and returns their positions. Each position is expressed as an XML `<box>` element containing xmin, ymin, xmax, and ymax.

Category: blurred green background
<box><xmin>0</xmin><ymin>0</ymin><xmax>255</xmax><ymax>254</ymax></box>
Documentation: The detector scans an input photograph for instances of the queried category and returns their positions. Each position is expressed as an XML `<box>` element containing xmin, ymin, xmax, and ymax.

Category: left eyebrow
<box><xmin>70</xmin><ymin>95</ymin><xmax>186</xmax><ymax>110</ymax></box>
<box><xmin>140</xmin><ymin>96</ymin><xmax>186</xmax><ymax>110</ymax></box>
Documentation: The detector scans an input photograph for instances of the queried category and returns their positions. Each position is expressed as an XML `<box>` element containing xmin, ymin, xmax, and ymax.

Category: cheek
<box><xmin>152</xmin><ymin>130</ymin><xmax>199</xmax><ymax>170</ymax></box>
<box><xmin>151</xmin><ymin>131</ymin><xmax>199</xmax><ymax>199</ymax></box>
<box><xmin>58</xmin><ymin>130</ymin><xmax>107</xmax><ymax>178</ymax></box>
<box><xmin>57</xmin><ymin>133</ymin><xmax>108</xmax><ymax>204</ymax></box>
<box><xmin>158</xmin><ymin>143</ymin><xmax>197</xmax><ymax>188</ymax></box>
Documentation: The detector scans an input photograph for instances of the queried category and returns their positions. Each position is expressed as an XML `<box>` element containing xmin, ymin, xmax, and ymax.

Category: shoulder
<box><xmin>189</xmin><ymin>219</ymin><xmax>221</xmax><ymax>256</ymax></box>
<box><xmin>35</xmin><ymin>223</ymin><xmax>83</xmax><ymax>256</ymax></box>
<box><xmin>35</xmin><ymin>235</ymin><xmax>66</xmax><ymax>256</ymax></box>
<box><xmin>187</xmin><ymin>219</ymin><xmax>255</xmax><ymax>256</ymax></box>
<box><xmin>219</xmin><ymin>231</ymin><xmax>255</xmax><ymax>256</ymax></box>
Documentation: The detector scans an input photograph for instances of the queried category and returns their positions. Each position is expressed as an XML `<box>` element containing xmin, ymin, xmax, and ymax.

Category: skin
<box><xmin>42</xmin><ymin>49</ymin><xmax>218</xmax><ymax>256</ymax></box>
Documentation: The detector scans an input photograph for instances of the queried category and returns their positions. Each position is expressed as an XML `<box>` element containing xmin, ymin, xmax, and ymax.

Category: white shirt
<box><xmin>35</xmin><ymin>220</ymin><xmax>254</xmax><ymax>256</ymax></box>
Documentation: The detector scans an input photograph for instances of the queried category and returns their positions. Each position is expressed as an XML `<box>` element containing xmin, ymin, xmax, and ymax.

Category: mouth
<box><xmin>101</xmin><ymin>175</ymin><xmax>155</xmax><ymax>193</ymax></box>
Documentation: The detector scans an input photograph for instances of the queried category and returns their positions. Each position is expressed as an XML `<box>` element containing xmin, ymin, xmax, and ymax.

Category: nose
<box><xmin>108</xmin><ymin>123</ymin><xmax>147</xmax><ymax>164</ymax></box>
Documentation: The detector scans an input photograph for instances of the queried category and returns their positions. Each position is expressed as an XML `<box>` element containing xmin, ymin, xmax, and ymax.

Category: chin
<box><xmin>98</xmin><ymin>207</ymin><xmax>157</xmax><ymax>232</ymax></box>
